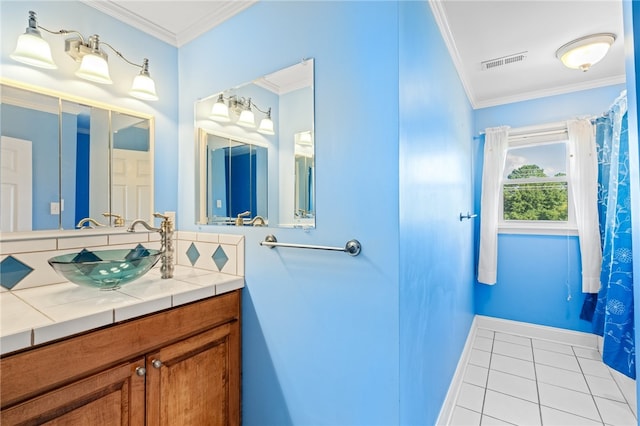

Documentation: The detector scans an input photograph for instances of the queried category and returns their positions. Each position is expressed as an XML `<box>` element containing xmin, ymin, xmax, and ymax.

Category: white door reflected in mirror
<box><xmin>0</xmin><ymin>136</ymin><xmax>32</xmax><ymax>232</ymax></box>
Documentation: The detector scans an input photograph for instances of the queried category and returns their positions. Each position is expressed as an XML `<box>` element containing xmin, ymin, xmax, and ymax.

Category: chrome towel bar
<box><xmin>260</xmin><ymin>235</ymin><xmax>361</xmax><ymax>256</ymax></box>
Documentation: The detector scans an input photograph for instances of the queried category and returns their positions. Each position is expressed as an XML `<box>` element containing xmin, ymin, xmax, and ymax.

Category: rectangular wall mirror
<box><xmin>0</xmin><ymin>81</ymin><xmax>154</xmax><ymax>233</ymax></box>
<box><xmin>194</xmin><ymin>58</ymin><xmax>315</xmax><ymax>228</ymax></box>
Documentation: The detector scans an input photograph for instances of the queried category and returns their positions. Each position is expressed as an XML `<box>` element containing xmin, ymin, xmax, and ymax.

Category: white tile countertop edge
<box><xmin>0</xmin><ymin>265</ymin><xmax>244</xmax><ymax>355</ymax></box>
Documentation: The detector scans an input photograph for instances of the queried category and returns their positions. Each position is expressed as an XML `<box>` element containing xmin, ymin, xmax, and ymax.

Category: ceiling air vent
<box><xmin>481</xmin><ymin>51</ymin><xmax>527</xmax><ymax>71</ymax></box>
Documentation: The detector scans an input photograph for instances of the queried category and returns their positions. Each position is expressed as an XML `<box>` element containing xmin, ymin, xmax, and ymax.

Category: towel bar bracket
<box><xmin>459</xmin><ymin>212</ymin><xmax>478</xmax><ymax>221</ymax></box>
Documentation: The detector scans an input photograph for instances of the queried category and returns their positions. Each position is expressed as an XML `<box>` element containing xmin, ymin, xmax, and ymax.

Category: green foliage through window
<box><xmin>503</xmin><ymin>164</ymin><xmax>568</xmax><ymax>221</ymax></box>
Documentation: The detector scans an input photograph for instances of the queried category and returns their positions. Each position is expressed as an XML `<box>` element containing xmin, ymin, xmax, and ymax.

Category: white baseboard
<box><xmin>436</xmin><ymin>315</ymin><xmax>606</xmax><ymax>424</ymax></box>
<box><xmin>435</xmin><ymin>316</ymin><xmax>478</xmax><ymax>426</ymax></box>
<box><xmin>475</xmin><ymin>315</ymin><xmax>599</xmax><ymax>349</ymax></box>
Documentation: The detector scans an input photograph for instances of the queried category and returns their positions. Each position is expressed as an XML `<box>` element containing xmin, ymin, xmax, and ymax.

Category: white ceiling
<box><xmin>81</xmin><ymin>0</ymin><xmax>256</xmax><ymax>47</ymax></box>
<box><xmin>431</xmin><ymin>1</ymin><xmax>626</xmax><ymax>108</ymax></box>
<box><xmin>84</xmin><ymin>1</ymin><xmax>626</xmax><ymax>109</ymax></box>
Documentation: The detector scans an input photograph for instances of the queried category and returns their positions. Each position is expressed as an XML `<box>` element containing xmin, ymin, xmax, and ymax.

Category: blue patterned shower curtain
<box><xmin>591</xmin><ymin>93</ymin><xmax>635</xmax><ymax>379</ymax></box>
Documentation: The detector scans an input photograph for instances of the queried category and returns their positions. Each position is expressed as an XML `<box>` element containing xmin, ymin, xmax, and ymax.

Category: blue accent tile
<box><xmin>212</xmin><ymin>245</ymin><xmax>229</xmax><ymax>271</ymax></box>
<box><xmin>186</xmin><ymin>243</ymin><xmax>200</xmax><ymax>266</ymax></box>
<box><xmin>72</xmin><ymin>248</ymin><xmax>102</xmax><ymax>263</ymax></box>
<box><xmin>0</xmin><ymin>256</ymin><xmax>34</xmax><ymax>290</ymax></box>
<box><xmin>125</xmin><ymin>244</ymin><xmax>150</xmax><ymax>260</ymax></box>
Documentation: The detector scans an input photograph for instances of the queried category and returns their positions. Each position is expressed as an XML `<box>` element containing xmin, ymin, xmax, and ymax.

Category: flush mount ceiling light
<box><xmin>556</xmin><ymin>33</ymin><xmax>616</xmax><ymax>72</ymax></box>
<box><xmin>11</xmin><ymin>10</ymin><xmax>159</xmax><ymax>101</ymax></box>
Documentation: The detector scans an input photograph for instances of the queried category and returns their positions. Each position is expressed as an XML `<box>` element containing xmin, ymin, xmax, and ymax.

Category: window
<box><xmin>499</xmin><ymin>134</ymin><xmax>576</xmax><ymax>233</ymax></box>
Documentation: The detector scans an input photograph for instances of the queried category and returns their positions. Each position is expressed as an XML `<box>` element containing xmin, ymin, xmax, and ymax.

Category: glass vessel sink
<box><xmin>48</xmin><ymin>245</ymin><xmax>161</xmax><ymax>290</ymax></box>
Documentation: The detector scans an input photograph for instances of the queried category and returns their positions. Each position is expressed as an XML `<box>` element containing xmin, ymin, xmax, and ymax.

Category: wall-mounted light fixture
<box><xmin>210</xmin><ymin>94</ymin><xmax>275</xmax><ymax>135</ymax></box>
<box><xmin>10</xmin><ymin>11</ymin><xmax>158</xmax><ymax>101</ymax></box>
<box><xmin>555</xmin><ymin>33</ymin><xmax>616</xmax><ymax>72</ymax></box>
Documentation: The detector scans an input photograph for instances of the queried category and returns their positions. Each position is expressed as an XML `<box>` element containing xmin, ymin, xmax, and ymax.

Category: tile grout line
<box><xmin>479</xmin><ymin>331</ymin><xmax>495</xmax><ymax>423</ymax></box>
<box><xmin>530</xmin><ymin>337</ymin><xmax>544</xmax><ymax>425</ymax></box>
<box><xmin>572</xmin><ymin>345</ymin><xmax>606</xmax><ymax>424</ymax></box>
<box><xmin>605</xmin><ymin>364</ymin><xmax>638</xmax><ymax>419</ymax></box>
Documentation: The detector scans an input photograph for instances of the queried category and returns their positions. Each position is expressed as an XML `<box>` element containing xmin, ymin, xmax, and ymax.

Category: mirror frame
<box><xmin>0</xmin><ymin>77</ymin><xmax>155</xmax><ymax>233</ymax></box>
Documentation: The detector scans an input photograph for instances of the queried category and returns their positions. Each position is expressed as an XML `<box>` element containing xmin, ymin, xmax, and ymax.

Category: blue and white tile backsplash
<box><xmin>0</xmin><ymin>231</ymin><xmax>244</xmax><ymax>291</ymax></box>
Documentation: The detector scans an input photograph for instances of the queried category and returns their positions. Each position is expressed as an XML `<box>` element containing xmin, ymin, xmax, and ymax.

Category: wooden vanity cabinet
<box><xmin>0</xmin><ymin>290</ymin><xmax>241</xmax><ymax>426</ymax></box>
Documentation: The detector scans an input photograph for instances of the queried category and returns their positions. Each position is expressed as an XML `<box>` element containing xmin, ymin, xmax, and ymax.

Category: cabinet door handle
<box><xmin>152</xmin><ymin>359</ymin><xmax>163</xmax><ymax>369</ymax></box>
<box><xmin>135</xmin><ymin>366</ymin><xmax>146</xmax><ymax>377</ymax></box>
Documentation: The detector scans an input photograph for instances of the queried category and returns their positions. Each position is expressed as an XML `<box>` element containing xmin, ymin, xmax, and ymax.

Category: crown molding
<box><xmin>427</xmin><ymin>1</ymin><xmax>625</xmax><ymax>110</ymax></box>
<box><xmin>428</xmin><ymin>1</ymin><xmax>477</xmax><ymax>108</ymax></box>
<box><xmin>80</xmin><ymin>0</ymin><xmax>176</xmax><ymax>45</ymax></box>
<box><xmin>80</xmin><ymin>1</ymin><xmax>256</xmax><ymax>47</ymax></box>
<box><xmin>474</xmin><ymin>74</ymin><xmax>626</xmax><ymax>109</ymax></box>
<box><xmin>175</xmin><ymin>2</ymin><xmax>256</xmax><ymax>47</ymax></box>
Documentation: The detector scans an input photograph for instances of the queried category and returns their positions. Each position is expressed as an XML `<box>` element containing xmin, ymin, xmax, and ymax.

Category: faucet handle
<box><xmin>103</xmin><ymin>212</ymin><xmax>125</xmax><ymax>227</ymax></box>
<box><xmin>153</xmin><ymin>212</ymin><xmax>170</xmax><ymax>221</ymax></box>
<box><xmin>235</xmin><ymin>211</ymin><xmax>251</xmax><ymax>226</ymax></box>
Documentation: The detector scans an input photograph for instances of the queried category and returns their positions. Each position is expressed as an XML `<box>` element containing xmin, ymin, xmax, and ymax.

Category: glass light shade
<box><xmin>11</xmin><ymin>32</ymin><xmax>57</xmax><ymax>69</ymax></box>
<box><xmin>257</xmin><ymin>117</ymin><xmax>275</xmax><ymax>135</ymax></box>
<box><xmin>130</xmin><ymin>73</ymin><xmax>158</xmax><ymax>101</ymax></box>
<box><xmin>556</xmin><ymin>34</ymin><xmax>615</xmax><ymax>72</ymax></box>
<box><xmin>297</xmin><ymin>131</ymin><xmax>313</xmax><ymax>146</ymax></box>
<box><xmin>237</xmin><ymin>109</ymin><xmax>256</xmax><ymax>128</ymax></box>
<box><xmin>75</xmin><ymin>53</ymin><xmax>112</xmax><ymax>84</ymax></box>
<box><xmin>210</xmin><ymin>98</ymin><xmax>230</xmax><ymax>122</ymax></box>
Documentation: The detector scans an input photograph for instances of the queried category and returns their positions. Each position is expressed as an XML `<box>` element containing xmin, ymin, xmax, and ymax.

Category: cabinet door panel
<box><xmin>146</xmin><ymin>322</ymin><xmax>239</xmax><ymax>426</ymax></box>
<box><xmin>1</xmin><ymin>359</ymin><xmax>145</xmax><ymax>426</ymax></box>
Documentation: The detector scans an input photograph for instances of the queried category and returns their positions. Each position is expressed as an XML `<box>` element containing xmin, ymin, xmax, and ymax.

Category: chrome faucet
<box><xmin>250</xmin><ymin>216</ymin><xmax>266</xmax><ymax>226</ymax></box>
<box><xmin>76</xmin><ymin>217</ymin><xmax>105</xmax><ymax>229</ymax></box>
<box><xmin>103</xmin><ymin>212</ymin><xmax>125</xmax><ymax>227</ymax></box>
<box><xmin>128</xmin><ymin>213</ymin><xmax>174</xmax><ymax>279</ymax></box>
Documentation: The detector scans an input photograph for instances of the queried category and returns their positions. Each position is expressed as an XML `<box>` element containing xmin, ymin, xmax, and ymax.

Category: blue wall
<box><xmin>399</xmin><ymin>2</ymin><xmax>475</xmax><ymax>424</ymax></box>
<box><xmin>473</xmin><ymin>84</ymin><xmax>627</xmax><ymax>333</ymax></box>
<box><xmin>179</xmin><ymin>2</ymin><xmax>403</xmax><ymax>424</ymax></box>
<box><xmin>113</xmin><ymin>126</ymin><xmax>149</xmax><ymax>151</ymax></box>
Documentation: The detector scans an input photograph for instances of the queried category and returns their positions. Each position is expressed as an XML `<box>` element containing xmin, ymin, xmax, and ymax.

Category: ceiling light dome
<box><xmin>556</xmin><ymin>33</ymin><xmax>615</xmax><ymax>72</ymax></box>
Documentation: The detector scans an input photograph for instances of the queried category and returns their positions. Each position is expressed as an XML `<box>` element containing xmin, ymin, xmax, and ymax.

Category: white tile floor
<box><xmin>449</xmin><ymin>328</ymin><xmax>637</xmax><ymax>426</ymax></box>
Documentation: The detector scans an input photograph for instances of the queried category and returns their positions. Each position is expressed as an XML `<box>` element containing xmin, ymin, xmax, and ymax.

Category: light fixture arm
<box><xmin>252</xmin><ymin>104</ymin><xmax>271</xmax><ymax>115</ymax></box>
<box><xmin>35</xmin><ymin>24</ymin><xmax>145</xmax><ymax>71</ymax></box>
<box><xmin>100</xmin><ymin>41</ymin><xmax>146</xmax><ymax>70</ymax></box>
<box><xmin>225</xmin><ymin>95</ymin><xmax>270</xmax><ymax>116</ymax></box>
<box><xmin>37</xmin><ymin>25</ymin><xmax>85</xmax><ymax>44</ymax></box>
<box><xmin>12</xmin><ymin>10</ymin><xmax>158</xmax><ymax>101</ymax></box>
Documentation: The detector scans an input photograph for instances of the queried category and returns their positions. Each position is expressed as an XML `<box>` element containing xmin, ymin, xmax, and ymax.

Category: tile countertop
<box><xmin>0</xmin><ymin>265</ymin><xmax>244</xmax><ymax>355</ymax></box>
